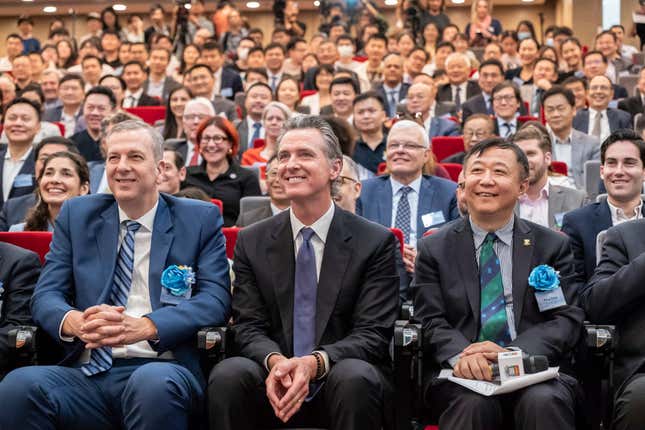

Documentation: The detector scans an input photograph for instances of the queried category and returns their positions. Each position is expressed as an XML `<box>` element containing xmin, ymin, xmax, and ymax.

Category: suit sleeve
<box><xmin>413</xmin><ymin>237</ymin><xmax>471</xmax><ymax>365</ymax></box>
<box><xmin>508</xmin><ymin>236</ymin><xmax>585</xmax><ymax>363</ymax></box>
<box><xmin>145</xmin><ymin>205</ymin><xmax>231</xmax><ymax>352</ymax></box>
<box><xmin>446</xmin><ymin>122</ymin><xmax>460</xmax><ymax>137</ymax></box>
<box><xmin>582</xmin><ymin>225</ymin><xmax>645</xmax><ymax>323</ymax></box>
<box><xmin>231</xmin><ymin>230</ymin><xmax>285</xmax><ymax>365</ymax></box>
<box><xmin>0</xmin><ymin>249</ymin><xmax>40</xmax><ymax>369</ymax></box>
<box><xmin>319</xmin><ymin>232</ymin><xmax>399</xmax><ymax>365</ymax></box>
<box><xmin>241</xmin><ymin>171</ymin><xmax>262</xmax><ymax>198</ymax></box>
<box><xmin>561</xmin><ymin>214</ymin><xmax>587</xmax><ymax>280</ymax></box>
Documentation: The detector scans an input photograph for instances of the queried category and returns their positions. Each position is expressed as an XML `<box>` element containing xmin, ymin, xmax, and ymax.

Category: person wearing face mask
<box><xmin>335</xmin><ymin>35</ymin><xmax>370</xmax><ymax>92</ymax></box>
<box><xmin>515</xmin><ymin>20</ymin><xmax>537</xmax><ymax>43</ymax></box>
<box><xmin>232</xmin><ymin>37</ymin><xmax>256</xmax><ymax>76</ymax></box>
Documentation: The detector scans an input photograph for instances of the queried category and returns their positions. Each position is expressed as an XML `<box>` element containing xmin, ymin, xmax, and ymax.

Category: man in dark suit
<box><xmin>562</xmin><ymin>129</ymin><xmax>645</xmax><ymax>281</ymax></box>
<box><xmin>573</xmin><ymin>75</ymin><xmax>632</xmax><ymax>143</ymax></box>
<box><xmin>70</xmin><ymin>86</ymin><xmax>117</xmax><ymax>163</ymax></box>
<box><xmin>582</xmin><ymin>50</ymin><xmax>629</xmax><ymax>99</ymax></box>
<box><xmin>143</xmin><ymin>47</ymin><xmax>180</xmax><ymax>104</ymax></box>
<box><xmin>236</xmin><ymin>155</ymin><xmax>289</xmax><ymax>226</ymax></box>
<box><xmin>492</xmin><ymin>82</ymin><xmax>524</xmax><ymax>137</ymax></box>
<box><xmin>582</xmin><ymin>219</ymin><xmax>645</xmax><ymax>430</ymax></box>
<box><xmin>201</xmin><ymin>41</ymin><xmax>244</xmax><ymax>101</ymax></box>
<box><xmin>444</xmin><ymin>114</ymin><xmax>495</xmax><ymax>164</ymax></box>
<box><xmin>414</xmin><ymin>137</ymin><xmax>585</xmax><ymax>429</ymax></box>
<box><xmin>406</xmin><ymin>82</ymin><xmax>460</xmax><ymax>138</ymax></box>
<box><xmin>43</xmin><ymin>73</ymin><xmax>85</xmax><ymax>137</ymax></box>
<box><xmin>0</xmin><ymin>120</ymin><xmax>231</xmax><ymax>429</ymax></box>
<box><xmin>121</xmin><ymin>61</ymin><xmax>161</xmax><ymax>108</ymax></box>
<box><xmin>617</xmin><ymin>67</ymin><xmax>645</xmax><ymax>118</ymax></box>
<box><xmin>375</xmin><ymin>53</ymin><xmax>410</xmax><ymax>118</ymax></box>
<box><xmin>0</xmin><ymin>97</ymin><xmax>40</xmax><ymax>210</ymax></box>
<box><xmin>436</xmin><ymin>52</ymin><xmax>481</xmax><ymax>112</ymax></box>
<box><xmin>208</xmin><ymin>116</ymin><xmax>399</xmax><ymax>430</ymax></box>
<box><xmin>237</xmin><ymin>82</ymin><xmax>272</xmax><ymax>155</ymax></box>
<box><xmin>0</xmin><ymin>242</ymin><xmax>40</xmax><ymax>377</ymax></box>
<box><xmin>184</xmin><ymin>64</ymin><xmax>237</xmax><ymax>122</ymax></box>
<box><xmin>0</xmin><ymin>136</ymin><xmax>78</xmax><ymax>231</ymax></box>
<box><xmin>461</xmin><ymin>59</ymin><xmax>506</xmax><ymax>124</ymax></box>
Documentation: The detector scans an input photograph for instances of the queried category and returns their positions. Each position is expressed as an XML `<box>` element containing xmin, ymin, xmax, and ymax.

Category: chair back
<box><xmin>584</xmin><ymin>160</ymin><xmax>601</xmax><ymax>201</ymax></box>
<box><xmin>239</xmin><ymin>196</ymin><xmax>271</xmax><ymax>215</ymax></box>
<box><xmin>388</xmin><ymin>228</ymin><xmax>405</xmax><ymax>255</ymax></box>
<box><xmin>0</xmin><ymin>232</ymin><xmax>53</xmax><ymax>264</ymax></box>
<box><xmin>550</xmin><ymin>161</ymin><xmax>568</xmax><ymax>176</ymax></box>
<box><xmin>124</xmin><ymin>106</ymin><xmax>167</xmax><ymax>125</ymax></box>
<box><xmin>431</xmin><ymin>136</ymin><xmax>465</xmax><ymax>163</ymax></box>
<box><xmin>439</xmin><ymin>162</ymin><xmax>463</xmax><ymax>182</ymax></box>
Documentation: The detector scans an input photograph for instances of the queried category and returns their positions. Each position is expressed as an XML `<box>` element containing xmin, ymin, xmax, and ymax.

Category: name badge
<box><xmin>221</xmin><ymin>87</ymin><xmax>233</xmax><ymax>98</ymax></box>
<box><xmin>535</xmin><ymin>286</ymin><xmax>567</xmax><ymax>312</ymax></box>
<box><xmin>13</xmin><ymin>174</ymin><xmax>33</xmax><ymax>188</ymax></box>
<box><xmin>160</xmin><ymin>285</ymin><xmax>192</xmax><ymax>306</ymax></box>
<box><xmin>422</xmin><ymin>211</ymin><xmax>445</xmax><ymax>228</ymax></box>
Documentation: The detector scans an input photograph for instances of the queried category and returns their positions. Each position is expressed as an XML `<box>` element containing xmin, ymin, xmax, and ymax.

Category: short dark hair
<box><xmin>246</xmin><ymin>81</ymin><xmax>273</xmax><ymax>95</ymax></box>
<box><xmin>436</xmin><ymin>41</ymin><xmax>455</xmax><ymax>52</ymax></box>
<box><xmin>492</xmin><ymin>81</ymin><xmax>522</xmax><ymax>102</ymax></box>
<box><xmin>329</xmin><ymin>76</ymin><xmax>359</xmax><ymax>95</ymax></box>
<box><xmin>561</xmin><ymin>36</ymin><xmax>581</xmax><ymax>49</ymax></box>
<box><xmin>541</xmin><ymin>85</ymin><xmax>576</xmax><ymax>107</ymax></box>
<box><xmin>18</xmin><ymin>83</ymin><xmax>45</xmax><ymax>105</ymax></box>
<box><xmin>81</xmin><ymin>54</ymin><xmax>102</xmax><ymax>66</ymax></box>
<box><xmin>248</xmin><ymin>46</ymin><xmax>264</xmax><ymax>57</ymax></box>
<box><xmin>59</xmin><ymin>73</ymin><xmax>85</xmax><ymax>88</ymax></box>
<box><xmin>312</xmin><ymin>64</ymin><xmax>335</xmax><ymax>91</ymax></box>
<box><xmin>34</xmin><ymin>136</ymin><xmax>79</xmax><ymax>161</ymax></box>
<box><xmin>596</xmin><ymin>30</ymin><xmax>617</xmax><ymax>43</ymax></box>
<box><xmin>336</xmin><ymin>34</ymin><xmax>355</xmax><ymax>45</ymax></box>
<box><xmin>410</xmin><ymin>46</ymin><xmax>429</xmax><ymax>62</ymax></box>
<box><xmin>202</xmin><ymin>40</ymin><xmax>223</xmax><ymax>53</ymax></box>
<box><xmin>610</xmin><ymin>24</ymin><xmax>626</xmax><ymax>32</ymax></box>
<box><xmin>122</xmin><ymin>60</ymin><xmax>147</xmax><ymax>72</ymax></box>
<box><xmin>162</xmin><ymin>147</ymin><xmax>185</xmax><ymax>170</ymax></box>
<box><xmin>553</xmin><ymin>26</ymin><xmax>574</xmax><ymax>38</ymax></box>
<box><xmin>185</xmin><ymin>63</ymin><xmax>213</xmax><ymax>75</ymax></box>
<box><xmin>464</xmin><ymin>137</ymin><xmax>530</xmax><ymax>181</ymax></box>
<box><xmin>265</xmin><ymin>42</ymin><xmax>286</xmax><ymax>55</ymax></box>
<box><xmin>583</xmin><ymin>50</ymin><xmax>607</xmax><ymax>65</ymax></box>
<box><xmin>85</xmin><ymin>85</ymin><xmax>117</xmax><ymax>108</ymax></box>
<box><xmin>478</xmin><ymin>58</ymin><xmax>504</xmax><ymax>75</ymax></box>
<box><xmin>286</xmin><ymin>37</ymin><xmax>306</xmax><ymax>52</ymax></box>
<box><xmin>246</xmin><ymin>67</ymin><xmax>268</xmax><ymax>80</ymax></box>
<box><xmin>101</xmin><ymin>29</ymin><xmax>120</xmax><ymax>39</ymax></box>
<box><xmin>535</xmin><ymin>57</ymin><xmax>558</xmax><ymax>73</ymax></box>
<box><xmin>6</xmin><ymin>33</ymin><xmax>22</xmax><ymax>42</ymax></box>
<box><xmin>353</xmin><ymin>90</ymin><xmax>386</xmax><ymax>110</ymax></box>
<box><xmin>562</xmin><ymin>75</ymin><xmax>588</xmax><ymax>90</ymax></box>
<box><xmin>366</xmin><ymin>33</ymin><xmax>387</xmax><ymax>45</ymax></box>
<box><xmin>4</xmin><ymin>97</ymin><xmax>42</xmax><ymax>122</ymax></box>
<box><xmin>600</xmin><ymin>129</ymin><xmax>645</xmax><ymax>165</ymax></box>
<box><xmin>99</xmin><ymin>74</ymin><xmax>126</xmax><ymax>90</ymax></box>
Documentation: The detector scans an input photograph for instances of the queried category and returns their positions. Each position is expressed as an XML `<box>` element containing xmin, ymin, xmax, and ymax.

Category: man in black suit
<box><xmin>236</xmin><ymin>155</ymin><xmax>289</xmax><ymax>226</ymax></box>
<box><xmin>0</xmin><ymin>242</ymin><xmax>40</xmax><ymax>378</ymax></box>
<box><xmin>374</xmin><ymin>53</ymin><xmax>410</xmax><ymax>118</ymax></box>
<box><xmin>582</xmin><ymin>50</ymin><xmax>629</xmax><ymax>99</ymax></box>
<box><xmin>70</xmin><ymin>86</ymin><xmax>116</xmax><ymax>163</ymax></box>
<box><xmin>237</xmin><ymin>82</ymin><xmax>272</xmax><ymax>156</ymax></box>
<box><xmin>413</xmin><ymin>137</ymin><xmax>584</xmax><ymax>429</ymax></box>
<box><xmin>201</xmin><ymin>41</ymin><xmax>244</xmax><ymax>101</ymax></box>
<box><xmin>583</xmin><ymin>219</ymin><xmax>645</xmax><ymax>430</ymax></box>
<box><xmin>618</xmin><ymin>67</ymin><xmax>645</xmax><ymax>118</ymax></box>
<box><xmin>436</xmin><ymin>52</ymin><xmax>481</xmax><ymax>112</ymax></box>
<box><xmin>208</xmin><ymin>116</ymin><xmax>399</xmax><ymax>430</ymax></box>
<box><xmin>462</xmin><ymin>59</ymin><xmax>505</xmax><ymax>124</ymax></box>
<box><xmin>121</xmin><ymin>61</ymin><xmax>161</xmax><ymax>108</ymax></box>
<box><xmin>42</xmin><ymin>73</ymin><xmax>85</xmax><ymax>137</ymax></box>
<box><xmin>0</xmin><ymin>98</ymin><xmax>40</xmax><ymax>210</ymax></box>
<box><xmin>184</xmin><ymin>64</ymin><xmax>237</xmax><ymax>122</ymax></box>
<box><xmin>562</xmin><ymin>129</ymin><xmax>645</xmax><ymax>281</ymax></box>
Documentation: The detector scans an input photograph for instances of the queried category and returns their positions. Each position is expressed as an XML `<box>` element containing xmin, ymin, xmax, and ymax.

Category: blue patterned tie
<box><xmin>293</xmin><ymin>227</ymin><xmax>317</xmax><ymax>357</ymax></box>
<box><xmin>388</xmin><ymin>90</ymin><xmax>397</xmax><ymax>118</ymax></box>
<box><xmin>81</xmin><ymin>220</ymin><xmax>141</xmax><ymax>376</ymax></box>
<box><xmin>478</xmin><ymin>233</ymin><xmax>512</xmax><ymax>347</ymax></box>
<box><xmin>395</xmin><ymin>186</ymin><xmax>413</xmax><ymax>244</ymax></box>
<box><xmin>250</xmin><ymin>122</ymin><xmax>262</xmax><ymax>147</ymax></box>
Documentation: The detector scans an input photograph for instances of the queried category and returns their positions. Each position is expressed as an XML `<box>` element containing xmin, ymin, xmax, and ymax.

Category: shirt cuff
<box><xmin>312</xmin><ymin>350</ymin><xmax>330</xmax><ymax>379</ymax></box>
<box><xmin>59</xmin><ymin>310</ymin><xmax>77</xmax><ymax>342</ymax></box>
<box><xmin>264</xmin><ymin>352</ymin><xmax>284</xmax><ymax>372</ymax></box>
<box><xmin>447</xmin><ymin>353</ymin><xmax>460</xmax><ymax>368</ymax></box>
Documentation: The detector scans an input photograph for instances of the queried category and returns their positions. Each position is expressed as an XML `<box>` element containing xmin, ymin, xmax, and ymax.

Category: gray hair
<box><xmin>445</xmin><ymin>52</ymin><xmax>471</xmax><ymax>68</ymax></box>
<box><xmin>184</xmin><ymin>97</ymin><xmax>216</xmax><ymax>116</ymax></box>
<box><xmin>388</xmin><ymin>120</ymin><xmax>430</xmax><ymax>149</ymax></box>
<box><xmin>262</xmin><ymin>101</ymin><xmax>293</xmax><ymax>122</ymax></box>
<box><xmin>277</xmin><ymin>115</ymin><xmax>343</xmax><ymax>196</ymax></box>
<box><xmin>100</xmin><ymin>111</ymin><xmax>141</xmax><ymax>138</ymax></box>
<box><xmin>342</xmin><ymin>155</ymin><xmax>360</xmax><ymax>181</ymax></box>
<box><xmin>105</xmin><ymin>120</ymin><xmax>164</xmax><ymax>163</ymax></box>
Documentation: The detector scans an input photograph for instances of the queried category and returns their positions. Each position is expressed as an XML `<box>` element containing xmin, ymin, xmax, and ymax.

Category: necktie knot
<box><xmin>253</xmin><ymin>122</ymin><xmax>262</xmax><ymax>130</ymax></box>
<box><xmin>484</xmin><ymin>232</ymin><xmax>497</xmax><ymax>246</ymax></box>
<box><xmin>124</xmin><ymin>220</ymin><xmax>141</xmax><ymax>233</ymax></box>
<box><xmin>400</xmin><ymin>186</ymin><xmax>413</xmax><ymax>197</ymax></box>
<box><xmin>300</xmin><ymin>227</ymin><xmax>315</xmax><ymax>243</ymax></box>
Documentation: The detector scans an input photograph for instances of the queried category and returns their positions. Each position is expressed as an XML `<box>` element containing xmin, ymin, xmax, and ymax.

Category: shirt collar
<box><xmin>383</xmin><ymin>82</ymin><xmax>401</xmax><ymax>93</ymax></box>
<box><xmin>547</xmin><ymin>125</ymin><xmax>573</xmax><ymax>145</ymax></box>
<box><xmin>589</xmin><ymin>107</ymin><xmax>607</xmax><ymax>117</ymax></box>
<box><xmin>470</xmin><ymin>215</ymin><xmax>515</xmax><ymax>250</ymax></box>
<box><xmin>519</xmin><ymin>181</ymin><xmax>549</xmax><ymax>203</ymax></box>
<box><xmin>5</xmin><ymin>146</ymin><xmax>32</xmax><ymax>161</ymax></box>
<box><xmin>125</xmin><ymin>88</ymin><xmax>144</xmax><ymax>99</ymax></box>
<box><xmin>607</xmin><ymin>199</ymin><xmax>643</xmax><ymax>221</ymax></box>
<box><xmin>118</xmin><ymin>197</ymin><xmax>159</xmax><ymax>233</ymax></box>
<box><xmin>390</xmin><ymin>175</ymin><xmax>422</xmax><ymax>196</ymax></box>
<box><xmin>270</xmin><ymin>202</ymin><xmax>288</xmax><ymax>215</ymax></box>
<box><xmin>290</xmin><ymin>202</ymin><xmax>335</xmax><ymax>244</ymax></box>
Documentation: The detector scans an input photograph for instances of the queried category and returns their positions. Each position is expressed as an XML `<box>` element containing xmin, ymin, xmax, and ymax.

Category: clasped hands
<box><xmin>453</xmin><ymin>341</ymin><xmax>509</xmax><ymax>381</ymax></box>
<box><xmin>265</xmin><ymin>354</ymin><xmax>318</xmax><ymax>423</ymax></box>
<box><xmin>62</xmin><ymin>304</ymin><xmax>157</xmax><ymax>349</ymax></box>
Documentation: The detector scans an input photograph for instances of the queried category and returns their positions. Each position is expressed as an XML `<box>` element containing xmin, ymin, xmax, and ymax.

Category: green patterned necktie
<box><xmin>478</xmin><ymin>233</ymin><xmax>512</xmax><ymax>346</ymax></box>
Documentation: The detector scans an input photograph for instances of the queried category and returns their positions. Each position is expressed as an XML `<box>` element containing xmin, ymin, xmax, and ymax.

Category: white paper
<box><xmin>438</xmin><ymin>367</ymin><xmax>559</xmax><ymax>396</ymax></box>
<box><xmin>634</xmin><ymin>12</ymin><xmax>645</xmax><ymax>24</ymax></box>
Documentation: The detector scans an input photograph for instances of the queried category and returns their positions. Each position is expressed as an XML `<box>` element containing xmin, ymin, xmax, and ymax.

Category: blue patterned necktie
<box><xmin>388</xmin><ymin>90</ymin><xmax>398</xmax><ymax>118</ymax></box>
<box><xmin>395</xmin><ymin>186</ymin><xmax>413</xmax><ymax>244</ymax></box>
<box><xmin>503</xmin><ymin>122</ymin><xmax>513</xmax><ymax>138</ymax></box>
<box><xmin>477</xmin><ymin>233</ymin><xmax>512</xmax><ymax>347</ymax></box>
<box><xmin>250</xmin><ymin>122</ymin><xmax>262</xmax><ymax>147</ymax></box>
<box><xmin>81</xmin><ymin>220</ymin><xmax>141</xmax><ymax>376</ymax></box>
<box><xmin>293</xmin><ymin>227</ymin><xmax>317</xmax><ymax>357</ymax></box>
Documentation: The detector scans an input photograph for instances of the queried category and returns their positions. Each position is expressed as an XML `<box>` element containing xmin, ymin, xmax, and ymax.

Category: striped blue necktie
<box><xmin>81</xmin><ymin>220</ymin><xmax>141</xmax><ymax>376</ymax></box>
<box><xmin>395</xmin><ymin>186</ymin><xmax>413</xmax><ymax>244</ymax></box>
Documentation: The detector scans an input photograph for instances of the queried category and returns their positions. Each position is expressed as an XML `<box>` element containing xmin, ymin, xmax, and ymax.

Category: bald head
<box><xmin>406</xmin><ymin>82</ymin><xmax>436</xmax><ymax>115</ymax></box>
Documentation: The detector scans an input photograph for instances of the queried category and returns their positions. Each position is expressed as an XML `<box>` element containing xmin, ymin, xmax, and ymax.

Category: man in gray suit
<box><xmin>143</xmin><ymin>47</ymin><xmax>181</xmax><ymax>104</ymax></box>
<box><xmin>235</xmin><ymin>156</ymin><xmax>289</xmax><ymax>226</ymax></box>
<box><xmin>544</xmin><ymin>86</ymin><xmax>600</xmax><ymax>190</ymax></box>
<box><xmin>513</xmin><ymin>124</ymin><xmax>586</xmax><ymax>229</ymax></box>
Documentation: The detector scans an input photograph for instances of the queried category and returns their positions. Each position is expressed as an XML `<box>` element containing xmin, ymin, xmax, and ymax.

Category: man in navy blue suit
<box><xmin>406</xmin><ymin>82</ymin><xmax>460</xmax><ymax>138</ymax></box>
<box><xmin>0</xmin><ymin>120</ymin><xmax>232</xmax><ymax>429</ymax></box>
<box><xmin>562</xmin><ymin>129</ymin><xmax>645</xmax><ymax>281</ymax></box>
<box><xmin>357</xmin><ymin>119</ymin><xmax>459</xmax><ymax>289</ymax></box>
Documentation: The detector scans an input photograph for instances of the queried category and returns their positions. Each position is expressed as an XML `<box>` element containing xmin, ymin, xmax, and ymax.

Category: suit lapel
<box><xmin>149</xmin><ymin>196</ymin><xmax>173</xmax><ymax>310</ymax></box>
<box><xmin>315</xmin><ymin>209</ymin><xmax>352</xmax><ymax>344</ymax></box>
<box><xmin>455</xmin><ymin>220</ymin><xmax>480</xmax><ymax>322</ymax></box>
<box><xmin>378</xmin><ymin>177</ymin><xmax>393</xmax><ymax>227</ymax></box>
<box><xmin>267</xmin><ymin>212</ymin><xmax>296</xmax><ymax>354</ymax></box>
<box><xmin>97</xmin><ymin>201</ymin><xmax>120</xmax><ymax>302</ymax></box>
<box><xmin>548</xmin><ymin>185</ymin><xmax>564</xmax><ymax>228</ymax></box>
<box><xmin>596</xmin><ymin>200</ymin><xmax>613</xmax><ymax>231</ymax></box>
<box><xmin>417</xmin><ymin>177</ymin><xmax>435</xmax><ymax>234</ymax></box>
<box><xmin>0</xmin><ymin>147</ymin><xmax>6</xmax><ymax>204</ymax></box>
<box><xmin>511</xmin><ymin>218</ymin><xmax>534</xmax><ymax>323</ymax></box>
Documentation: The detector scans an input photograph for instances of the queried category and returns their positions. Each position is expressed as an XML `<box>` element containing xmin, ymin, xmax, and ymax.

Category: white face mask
<box><xmin>337</xmin><ymin>45</ymin><xmax>355</xmax><ymax>58</ymax></box>
<box><xmin>545</xmin><ymin>38</ymin><xmax>554</xmax><ymax>47</ymax></box>
<box><xmin>238</xmin><ymin>47</ymin><xmax>249</xmax><ymax>61</ymax></box>
<box><xmin>517</xmin><ymin>32</ymin><xmax>532</xmax><ymax>41</ymax></box>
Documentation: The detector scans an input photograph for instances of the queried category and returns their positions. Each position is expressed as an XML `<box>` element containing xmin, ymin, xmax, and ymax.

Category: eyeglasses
<box><xmin>386</xmin><ymin>142</ymin><xmax>426</xmax><ymax>151</ymax></box>
<box><xmin>201</xmin><ymin>135</ymin><xmax>229</xmax><ymax>144</ymax></box>
<box><xmin>183</xmin><ymin>113</ymin><xmax>208</xmax><ymax>122</ymax></box>
<box><xmin>463</xmin><ymin>130</ymin><xmax>489</xmax><ymax>139</ymax></box>
<box><xmin>339</xmin><ymin>175</ymin><xmax>358</xmax><ymax>185</ymax></box>
<box><xmin>492</xmin><ymin>95</ymin><xmax>517</xmax><ymax>103</ymax></box>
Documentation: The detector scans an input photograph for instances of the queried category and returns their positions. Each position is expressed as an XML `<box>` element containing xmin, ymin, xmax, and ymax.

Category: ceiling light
<box><xmin>43</xmin><ymin>6</ymin><xmax>57</xmax><ymax>13</ymax></box>
<box><xmin>21</xmin><ymin>0</ymin><xmax>34</xmax><ymax>2</ymax></box>
<box><xmin>314</xmin><ymin>0</ymin><xmax>320</xmax><ymax>6</ymax></box>
<box><xmin>521</xmin><ymin>0</ymin><xmax>535</xmax><ymax>2</ymax></box>
<box><xmin>113</xmin><ymin>4</ymin><xmax>127</xmax><ymax>11</ymax></box>
<box><xmin>246</xmin><ymin>1</ymin><xmax>260</xmax><ymax>8</ymax></box>
<box><xmin>184</xmin><ymin>3</ymin><xmax>192</xmax><ymax>9</ymax></box>
<box><xmin>384</xmin><ymin>0</ymin><xmax>398</xmax><ymax>5</ymax></box>
<box><xmin>451</xmin><ymin>0</ymin><xmax>465</xmax><ymax>3</ymax></box>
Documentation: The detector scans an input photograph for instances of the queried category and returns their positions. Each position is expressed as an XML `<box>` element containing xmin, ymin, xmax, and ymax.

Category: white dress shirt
<box><xmin>549</xmin><ymin>127</ymin><xmax>573</xmax><ymax>170</ymax></box>
<box><xmin>146</xmin><ymin>78</ymin><xmax>164</xmax><ymax>99</ymax></box>
<box><xmin>390</xmin><ymin>175</ymin><xmax>422</xmax><ymax>246</ymax></box>
<box><xmin>245</xmin><ymin>116</ymin><xmax>265</xmax><ymax>150</ymax></box>
<box><xmin>213</xmin><ymin>67</ymin><xmax>223</xmax><ymax>94</ymax></box>
<box><xmin>184</xmin><ymin>140</ymin><xmax>202</xmax><ymax>167</ymax></box>
<box><xmin>2</xmin><ymin>147</ymin><xmax>32</xmax><ymax>202</ymax></box>
<box><xmin>518</xmin><ymin>183</ymin><xmax>550</xmax><ymax>228</ymax></box>
<box><xmin>60</xmin><ymin>108</ymin><xmax>80</xmax><ymax>138</ymax></box>
<box><xmin>451</xmin><ymin>81</ymin><xmax>469</xmax><ymax>103</ymax></box>
<box><xmin>123</xmin><ymin>88</ymin><xmax>145</xmax><ymax>108</ymax></box>
<box><xmin>587</xmin><ymin>108</ymin><xmax>610</xmax><ymax>143</ymax></box>
<box><xmin>608</xmin><ymin>199</ymin><xmax>644</xmax><ymax>226</ymax></box>
<box><xmin>270</xmin><ymin>202</ymin><xmax>288</xmax><ymax>215</ymax></box>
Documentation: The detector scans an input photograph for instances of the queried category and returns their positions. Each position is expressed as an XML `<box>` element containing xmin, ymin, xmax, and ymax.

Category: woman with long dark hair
<box><xmin>161</xmin><ymin>86</ymin><xmax>193</xmax><ymax>140</ymax></box>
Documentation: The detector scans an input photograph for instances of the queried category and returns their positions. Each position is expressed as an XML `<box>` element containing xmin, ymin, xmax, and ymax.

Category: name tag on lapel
<box><xmin>221</xmin><ymin>87</ymin><xmax>233</xmax><ymax>98</ymax></box>
<box><xmin>535</xmin><ymin>287</ymin><xmax>567</xmax><ymax>312</ymax></box>
<box><xmin>553</xmin><ymin>212</ymin><xmax>566</xmax><ymax>230</ymax></box>
<box><xmin>421</xmin><ymin>211</ymin><xmax>445</xmax><ymax>228</ymax></box>
<box><xmin>13</xmin><ymin>174</ymin><xmax>33</xmax><ymax>188</ymax></box>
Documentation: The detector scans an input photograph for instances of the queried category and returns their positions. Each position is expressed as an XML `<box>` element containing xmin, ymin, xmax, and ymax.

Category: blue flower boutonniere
<box><xmin>161</xmin><ymin>265</ymin><xmax>195</xmax><ymax>298</ymax></box>
<box><xmin>528</xmin><ymin>265</ymin><xmax>566</xmax><ymax>311</ymax></box>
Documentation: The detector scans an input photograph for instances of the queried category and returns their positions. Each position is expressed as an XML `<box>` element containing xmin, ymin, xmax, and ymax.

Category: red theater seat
<box><xmin>377</xmin><ymin>162</ymin><xmax>388</xmax><ymax>176</ymax></box>
<box><xmin>551</xmin><ymin>161</ymin><xmax>568</xmax><ymax>176</ymax></box>
<box><xmin>211</xmin><ymin>199</ymin><xmax>223</xmax><ymax>214</ymax></box>
<box><xmin>439</xmin><ymin>163</ymin><xmax>462</xmax><ymax>182</ymax></box>
<box><xmin>431</xmin><ymin>137</ymin><xmax>465</xmax><ymax>162</ymax></box>
<box><xmin>389</xmin><ymin>228</ymin><xmax>405</xmax><ymax>255</ymax></box>
<box><xmin>124</xmin><ymin>106</ymin><xmax>166</xmax><ymax>125</ymax></box>
<box><xmin>0</xmin><ymin>232</ymin><xmax>53</xmax><ymax>264</ymax></box>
